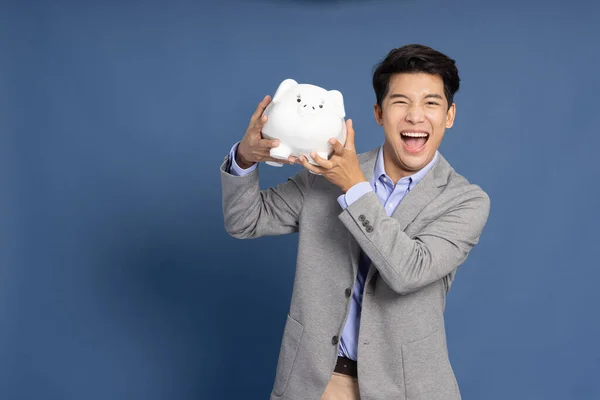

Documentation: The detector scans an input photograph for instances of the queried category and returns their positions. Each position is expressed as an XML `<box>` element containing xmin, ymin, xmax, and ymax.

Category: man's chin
<box><xmin>398</xmin><ymin>151</ymin><xmax>432</xmax><ymax>171</ymax></box>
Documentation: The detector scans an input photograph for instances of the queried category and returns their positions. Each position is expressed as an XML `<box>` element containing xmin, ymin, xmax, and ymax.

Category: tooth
<box><xmin>402</xmin><ymin>132</ymin><xmax>428</xmax><ymax>137</ymax></box>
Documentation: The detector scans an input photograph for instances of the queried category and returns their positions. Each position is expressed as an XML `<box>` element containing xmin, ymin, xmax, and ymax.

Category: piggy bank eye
<box><xmin>319</xmin><ymin>105</ymin><xmax>323</xmax><ymax>108</ymax></box>
<box><xmin>297</xmin><ymin>98</ymin><xmax>301</xmax><ymax>103</ymax></box>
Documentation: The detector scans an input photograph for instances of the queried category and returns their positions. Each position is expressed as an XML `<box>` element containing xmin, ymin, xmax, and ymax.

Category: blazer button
<box><xmin>366</xmin><ymin>226</ymin><xmax>374</xmax><ymax>233</ymax></box>
<box><xmin>332</xmin><ymin>335</ymin><xmax>339</xmax><ymax>345</ymax></box>
<box><xmin>345</xmin><ymin>288</ymin><xmax>352</xmax><ymax>298</ymax></box>
<box><xmin>358</xmin><ymin>214</ymin><xmax>366</xmax><ymax>222</ymax></box>
<box><xmin>362</xmin><ymin>220</ymin><xmax>369</xmax><ymax>227</ymax></box>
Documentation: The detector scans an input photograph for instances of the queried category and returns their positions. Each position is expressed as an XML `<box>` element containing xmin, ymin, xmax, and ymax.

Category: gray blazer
<box><xmin>220</xmin><ymin>147</ymin><xmax>490</xmax><ymax>400</ymax></box>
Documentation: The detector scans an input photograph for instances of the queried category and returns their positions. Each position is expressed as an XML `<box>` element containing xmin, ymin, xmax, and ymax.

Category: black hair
<box><xmin>372</xmin><ymin>44</ymin><xmax>460</xmax><ymax>110</ymax></box>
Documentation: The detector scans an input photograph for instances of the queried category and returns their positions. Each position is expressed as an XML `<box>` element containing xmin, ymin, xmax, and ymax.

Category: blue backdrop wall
<box><xmin>2</xmin><ymin>0</ymin><xmax>599</xmax><ymax>399</ymax></box>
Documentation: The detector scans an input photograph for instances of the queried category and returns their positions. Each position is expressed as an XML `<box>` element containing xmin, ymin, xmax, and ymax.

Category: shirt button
<box><xmin>332</xmin><ymin>335</ymin><xmax>339</xmax><ymax>345</ymax></box>
<box><xmin>345</xmin><ymin>288</ymin><xmax>352</xmax><ymax>298</ymax></box>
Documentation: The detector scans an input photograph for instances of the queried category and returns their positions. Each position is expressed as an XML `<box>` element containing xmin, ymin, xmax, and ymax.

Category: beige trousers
<box><xmin>321</xmin><ymin>372</ymin><xmax>360</xmax><ymax>400</ymax></box>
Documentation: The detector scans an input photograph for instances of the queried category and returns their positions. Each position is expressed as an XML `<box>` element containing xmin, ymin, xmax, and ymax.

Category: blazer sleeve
<box><xmin>338</xmin><ymin>186</ymin><xmax>490</xmax><ymax>295</ymax></box>
<box><xmin>220</xmin><ymin>154</ymin><xmax>315</xmax><ymax>239</ymax></box>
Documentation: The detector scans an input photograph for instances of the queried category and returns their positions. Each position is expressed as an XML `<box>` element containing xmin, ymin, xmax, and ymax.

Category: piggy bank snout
<box><xmin>297</xmin><ymin>100</ymin><xmax>325</xmax><ymax>115</ymax></box>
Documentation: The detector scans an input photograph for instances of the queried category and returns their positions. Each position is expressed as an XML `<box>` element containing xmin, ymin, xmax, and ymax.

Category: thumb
<box><xmin>344</xmin><ymin>119</ymin><xmax>355</xmax><ymax>150</ymax></box>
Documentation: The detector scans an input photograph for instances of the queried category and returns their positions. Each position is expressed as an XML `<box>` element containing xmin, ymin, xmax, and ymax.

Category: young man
<box><xmin>220</xmin><ymin>44</ymin><xmax>490</xmax><ymax>400</ymax></box>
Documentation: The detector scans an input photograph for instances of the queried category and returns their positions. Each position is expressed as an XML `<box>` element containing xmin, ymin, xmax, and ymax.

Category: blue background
<box><xmin>2</xmin><ymin>0</ymin><xmax>599</xmax><ymax>399</ymax></box>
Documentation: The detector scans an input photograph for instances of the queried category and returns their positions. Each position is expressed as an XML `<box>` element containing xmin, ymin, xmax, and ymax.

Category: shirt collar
<box><xmin>373</xmin><ymin>145</ymin><xmax>439</xmax><ymax>189</ymax></box>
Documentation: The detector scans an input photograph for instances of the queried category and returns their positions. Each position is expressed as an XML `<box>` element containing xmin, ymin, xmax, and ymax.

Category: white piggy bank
<box><xmin>261</xmin><ymin>78</ymin><xmax>347</xmax><ymax>167</ymax></box>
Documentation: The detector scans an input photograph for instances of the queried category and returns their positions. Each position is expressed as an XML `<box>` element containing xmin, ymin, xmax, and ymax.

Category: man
<box><xmin>220</xmin><ymin>44</ymin><xmax>490</xmax><ymax>400</ymax></box>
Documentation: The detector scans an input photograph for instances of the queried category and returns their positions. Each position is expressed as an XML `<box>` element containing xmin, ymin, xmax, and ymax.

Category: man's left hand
<box><xmin>298</xmin><ymin>119</ymin><xmax>367</xmax><ymax>193</ymax></box>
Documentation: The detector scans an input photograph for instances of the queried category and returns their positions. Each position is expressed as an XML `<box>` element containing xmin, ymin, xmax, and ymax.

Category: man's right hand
<box><xmin>235</xmin><ymin>95</ymin><xmax>297</xmax><ymax>169</ymax></box>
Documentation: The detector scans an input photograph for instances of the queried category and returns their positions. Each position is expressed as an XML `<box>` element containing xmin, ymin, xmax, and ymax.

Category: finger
<box><xmin>256</xmin><ymin>138</ymin><xmax>280</xmax><ymax>149</ymax></box>
<box><xmin>257</xmin><ymin>155</ymin><xmax>293</xmax><ymax>165</ymax></box>
<box><xmin>328</xmin><ymin>138</ymin><xmax>344</xmax><ymax>156</ymax></box>
<box><xmin>344</xmin><ymin>119</ymin><xmax>356</xmax><ymax>151</ymax></box>
<box><xmin>252</xmin><ymin>148</ymin><xmax>273</xmax><ymax>158</ymax></box>
<box><xmin>252</xmin><ymin>113</ymin><xmax>268</xmax><ymax>133</ymax></box>
<box><xmin>253</xmin><ymin>149</ymin><xmax>294</xmax><ymax>164</ymax></box>
<box><xmin>250</xmin><ymin>95</ymin><xmax>272</xmax><ymax>123</ymax></box>
<box><xmin>267</xmin><ymin>156</ymin><xmax>294</xmax><ymax>165</ymax></box>
<box><xmin>310</xmin><ymin>152</ymin><xmax>334</xmax><ymax>169</ymax></box>
<box><xmin>298</xmin><ymin>155</ymin><xmax>324</xmax><ymax>174</ymax></box>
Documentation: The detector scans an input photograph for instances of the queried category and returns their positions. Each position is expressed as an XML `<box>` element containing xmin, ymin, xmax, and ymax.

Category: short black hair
<box><xmin>372</xmin><ymin>44</ymin><xmax>460</xmax><ymax>110</ymax></box>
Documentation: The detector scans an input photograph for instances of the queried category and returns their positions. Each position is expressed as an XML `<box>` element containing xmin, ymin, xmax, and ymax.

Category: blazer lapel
<box><xmin>363</xmin><ymin>152</ymin><xmax>451</xmax><ymax>287</ymax></box>
<box><xmin>389</xmin><ymin>153</ymin><xmax>450</xmax><ymax>231</ymax></box>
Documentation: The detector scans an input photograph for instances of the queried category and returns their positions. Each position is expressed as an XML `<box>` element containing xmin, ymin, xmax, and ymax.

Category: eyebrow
<box><xmin>389</xmin><ymin>93</ymin><xmax>444</xmax><ymax>100</ymax></box>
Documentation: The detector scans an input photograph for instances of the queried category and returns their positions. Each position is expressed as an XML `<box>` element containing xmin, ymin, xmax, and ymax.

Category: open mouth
<box><xmin>400</xmin><ymin>131</ymin><xmax>429</xmax><ymax>153</ymax></box>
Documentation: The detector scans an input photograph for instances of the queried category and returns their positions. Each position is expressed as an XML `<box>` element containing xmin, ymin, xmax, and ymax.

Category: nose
<box><xmin>302</xmin><ymin>103</ymin><xmax>316</xmax><ymax>110</ymax></box>
<box><xmin>405</xmin><ymin>104</ymin><xmax>425</xmax><ymax>124</ymax></box>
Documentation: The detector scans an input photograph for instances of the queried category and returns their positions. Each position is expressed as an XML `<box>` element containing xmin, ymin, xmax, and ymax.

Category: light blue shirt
<box><xmin>226</xmin><ymin>142</ymin><xmax>439</xmax><ymax>361</ymax></box>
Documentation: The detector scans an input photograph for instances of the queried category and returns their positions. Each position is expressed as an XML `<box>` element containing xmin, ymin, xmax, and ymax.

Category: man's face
<box><xmin>374</xmin><ymin>72</ymin><xmax>456</xmax><ymax>178</ymax></box>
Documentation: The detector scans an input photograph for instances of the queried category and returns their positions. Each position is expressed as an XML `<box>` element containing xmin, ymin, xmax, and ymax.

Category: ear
<box><xmin>373</xmin><ymin>104</ymin><xmax>383</xmax><ymax>126</ymax></box>
<box><xmin>445</xmin><ymin>103</ymin><xmax>456</xmax><ymax>128</ymax></box>
<box><xmin>272</xmin><ymin>79</ymin><xmax>298</xmax><ymax>103</ymax></box>
<box><xmin>327</xmin><ymin>90</ymin><xmax>345</xmax><ymax>118</ymax></box>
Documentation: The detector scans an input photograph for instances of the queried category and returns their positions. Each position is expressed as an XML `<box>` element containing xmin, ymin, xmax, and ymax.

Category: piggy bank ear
<box><xmin>272</xmin><ymin>79</ymin><xmax>298</xmax><ymax>103</ymax></box>
<box><xmin>327</xmin><ymin>90</ymin><xmax>346</xmax><ymax>118</ymax></box>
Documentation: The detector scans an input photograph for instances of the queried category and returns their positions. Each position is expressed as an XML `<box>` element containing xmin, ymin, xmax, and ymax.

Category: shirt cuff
<box><xmin>229</xmin><ymin>142</ymin><xmax>257</xmax><ymax>176</ymax></box>
<box><xmin>337</xmin><ymin>181</ymin><xmax>373</xmax><ymax>209</ymax></box>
